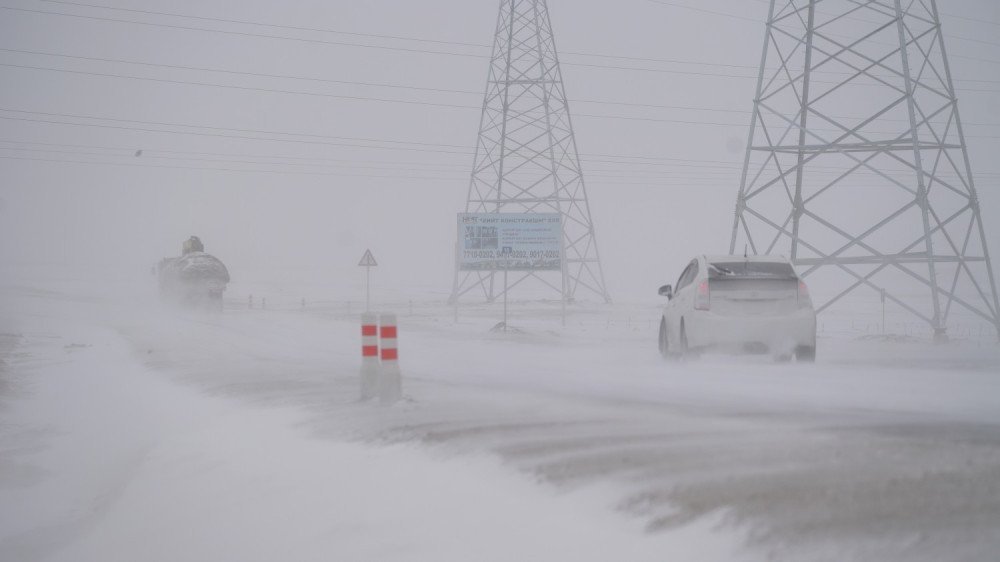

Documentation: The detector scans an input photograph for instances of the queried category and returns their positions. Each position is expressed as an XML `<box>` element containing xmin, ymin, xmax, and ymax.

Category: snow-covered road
<box><xmin>2</xmin><ymin>278</ymin><xmax>999</xmax><ymax>561</ymax></box>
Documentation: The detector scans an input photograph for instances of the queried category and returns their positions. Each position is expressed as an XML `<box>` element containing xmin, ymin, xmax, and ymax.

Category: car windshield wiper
<box><xmin>709</xmin><ymin>264</ymin><xmax>734</xmax><ymax>275</ymax></box>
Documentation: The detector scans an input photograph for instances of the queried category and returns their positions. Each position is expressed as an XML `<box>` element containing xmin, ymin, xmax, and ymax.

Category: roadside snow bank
<box><xmin>0</xmin><ymin>287</ymin><xmax>752</xmax><ymax>562</ymax></box>
<box><xmin>0</xmin><ymin>312</ymin><xmax>219</xmax><ymax>561</ymax></box>
<box><xmin>50</xmin><ymin>406</ymin><xmax>750</xmax><ymax>562</ymax></box>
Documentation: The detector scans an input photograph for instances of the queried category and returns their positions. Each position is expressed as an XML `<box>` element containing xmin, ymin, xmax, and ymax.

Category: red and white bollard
<box><xmin>379</xmin><ymin>313</ymin><xmax>402</xmax><ymax>404</ymax></box>
<box><xmin>360</xmin><ymin>312</ymin><xmax>379</xmax><ymax>400</ymax></box>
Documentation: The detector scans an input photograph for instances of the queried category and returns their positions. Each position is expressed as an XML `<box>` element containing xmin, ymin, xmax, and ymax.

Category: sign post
<box><xmin>358</xmin><ymin>249</ymin><xmax>378</xmax><ymax>313</ymax></box>
<box><xmin>503</xmin><ymin>268</ymin><xmax>509</xmax><ymax>332</ymax></box>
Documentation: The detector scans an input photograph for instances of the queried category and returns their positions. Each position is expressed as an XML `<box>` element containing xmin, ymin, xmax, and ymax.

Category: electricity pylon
<box><xmin>731</xmin><ymin>0</ymin><xmax>1000</xmax><ymax>340</ymax></box>
<box><xmin>450</xmin><ymin>0</ymin><xmax>610</xmax><ymax>305</ymax></box>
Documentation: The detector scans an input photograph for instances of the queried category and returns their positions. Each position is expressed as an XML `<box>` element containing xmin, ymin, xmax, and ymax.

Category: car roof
<box><xmin>702</xmin><ymin>254</ymin><xmax>791</xmax><ymax>264</ymax></box>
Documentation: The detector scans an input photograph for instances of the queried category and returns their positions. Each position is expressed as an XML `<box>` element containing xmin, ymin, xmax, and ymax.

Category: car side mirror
<box><xmin>658</xmin><ymin>284</ymin><xmax>673</xmax><ymax>299</ymax></box>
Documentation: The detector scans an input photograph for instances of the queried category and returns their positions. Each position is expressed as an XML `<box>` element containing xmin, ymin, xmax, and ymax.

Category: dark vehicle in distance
<box><xmin>157</xmin><ymin>236</ymin><xmax>230</xmax><ymax>311</ymax></box>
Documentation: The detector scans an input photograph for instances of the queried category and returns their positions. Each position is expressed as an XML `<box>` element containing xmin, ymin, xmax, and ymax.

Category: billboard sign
<box><xmin>457</xmin><ymin>213</ymin><xmax>562</xmax><ymax>271</ymax></box>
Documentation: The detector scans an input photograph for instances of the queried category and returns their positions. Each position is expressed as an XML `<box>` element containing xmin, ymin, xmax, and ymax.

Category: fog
<box><xmin>2</xmin><ymin>1</ymin><xmax>1000</xmax><ymax>560</ymax></box>
<box><xmin>1</xmin><ymin>0</ymin><xmax>994</xmax><ymax>302</ymax></box>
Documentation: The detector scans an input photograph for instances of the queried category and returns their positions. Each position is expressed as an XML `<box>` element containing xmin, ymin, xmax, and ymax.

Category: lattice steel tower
<box><xmin>450</xmin><ymin>0</ymin><xmax>610</xmax><ymax>304</ymax></box>
<box><xmin>731</xmin><ymin>0</ymin><xmax>1000</xmax><ymax>339</ymax></box>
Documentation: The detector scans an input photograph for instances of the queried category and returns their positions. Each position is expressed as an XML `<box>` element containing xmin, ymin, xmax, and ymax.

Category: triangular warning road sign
<box><xmin>358</xmin><ymin>249</ymin><xmax>378</xmax><ymax>267</ymax></box>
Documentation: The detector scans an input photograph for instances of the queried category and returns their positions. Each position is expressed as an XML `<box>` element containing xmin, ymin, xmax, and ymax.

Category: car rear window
<box><xmin>708</xmin><ymin>261</ymin><xmax>797</xmax><ymax>279</ymax></box>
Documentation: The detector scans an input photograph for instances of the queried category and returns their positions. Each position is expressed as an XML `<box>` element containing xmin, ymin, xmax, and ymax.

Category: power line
<box><xmin>0</xmin><ymin>153</ymin><xmax>470</xmax><ymax>180</ymax></box>
<box><xmin>0</xmin><ymin>144</ymin><xmax>812</xmax><ymax>178</ymax></box>
<box><xmin>646</xmin><ymin>0</ymin><xmax>759</xmax><ymax>23</ymax></box>
<box><xmin>0</xmin><ymin>61</ymin><xmax>757</xmax><ymax>128</ymax></box>
<box><xmin>0</xmin><ymin>5</ymin><xmax>763</xmax><ymax>78</ymax></box>
<box><xmin>3</xmin><ymin>136</ymin><xmax>996</xmax><ymax>181</ymax></box>
<box><xmin>0</xmin><ymin>109</ymin><xmax>735</xmax><ymax>166</ymax></box>
<box><xmin>7</xmin><ymin>61</ymin><xmax>1000</xmax><ymax>135</ymax></box>
<box><xmin>35</xmin><ymin>0</ymin><xmax>489</xmax><ymax>49</ymax></box>
<box><xmin>0</xmin><ymin>145</ymin><xmax>470</xmax><ymax>173</ymax></box>
<box><xmin>1</xmin><ymin>151</ymin><xmax>963</xmax><ymax>190</ymax></box>
<box><xmin>0</xmin><ymin>64</ymin><xmax>762</xmax><ymax>127</ymax></box>
<box><xmin>0</xmin><ymin>6</ymin><xmax>488</xmax><ymax>59</ymax></box>
<box><xmin>0</xmin><ymin>135</ymin><xmax>769</xmax><ymax>174</ymax></box>
<box><xmin>0</xmin><ymin>46</ymin><xmax>732</xmax><ymax>96</ymax></box>
<box><xmin>0</xmin><ymin>114</ymin><xmax>474</xmax><ymax>156</ymax></box>
<box><xmin>0</xmin><ymin>145</ymin><xmax>458</xmax><ymax>172</ymax></box>
<box><xmin>0</xmin><ymin>48</ymin><xmax>482</xmax><ymax>95</ymax></box>
<box><xmin>0</xmin><ymin>138</ymin><xmax>468</xmax><ymax>169</ymax></box>
<box><xmin>650</xmin><ymin>0</ymin><xmax>1000</xmax><ymax>66</ymax></box>
<box><xmin>0</xmin><ymin>62</ymin><xmax>487</xmax><ymax>110</ymax></box>
<box><xmin>0</xmin><ymin>146</ymin><xmax>742</xmax><ymax>182</ymax></box>
<box><xmin>11</xmin><ymin>63</ymin><xmax>1000</xmax><ymax>143</ymax></box>
<box><xmin>5</xmin><ymin>41</ymin><xmax>999</xmax><ymax>95</ymax></box>
<box><xmin>17</xmin><ymin>0</ymin><xmax>775</xmax><ymax>73</ymax></box>
<box><xmin>35</xmin><ymin>0</ymin><xmax>1000</xmax><ymax>61</ymax></box>
<box><xmin>0</xmin><ymin>151</ymin><xmax>759</xmax><ymax>187</ymax></box>
<box><xmin>715</xmin><ymin>0</ymin><xmax>1000</xmax><ymax>50</ymax></box>
<box><xmin>0</xmin><ymin>111</ymin><xmax>742</xmax><ymax>168</ymax></box>
<box><xmin>936</xmin><ymin>7</ymin><xmax>1000</xmax><ymax>29</ymax></box>
<box><xmin>0</xmin><ymin>108</ymin><xmax>470</xmax><ymax>148</ymax></box>
<box><xmin>5</xmin><ymin>108</ymin><xmax>1000</xmax><ymax>176</ymax></box>
<box><xmin>5</xmin><ymin>46</ymin><xmax>1000</xmax><ymax>125</ymax></box>
<box><xmin>742</xmin><ymin>0</ymin><xmax>1000</xmax><ymax>29</ymax></box>
<box><xmin>0</xmin><ymin>6</ymin><xmax>766</xmax><ymax>79</ymax></box>
<box><xmin>0</xmin><ymin>109</ymin><xmax>718</xmax><ymax>160</ymax></box>
<box><xmin>18</xmin><ymin>0</ymin><xmax>852</xmax><ymax>70</ymax></box>
<box><xmin>8</xmin><ymin>2</ymin><xmax>1000</xmax><ymax>78</ymax></box>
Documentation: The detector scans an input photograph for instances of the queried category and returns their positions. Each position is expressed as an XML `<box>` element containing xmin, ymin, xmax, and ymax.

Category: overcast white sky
<box><xmin>1</xmin><ymin>0</ymin><xmax>998</xmax><ymax>302</ymax></box>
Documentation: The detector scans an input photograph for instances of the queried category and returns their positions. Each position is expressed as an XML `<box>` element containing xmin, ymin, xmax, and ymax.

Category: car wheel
<box><xmin>658</xmin><ymin>318</ymin><xmax>670</xmax><ymax>359</ymax></box>
<box><xmin>795</xmin><ymin>345</ymin><xmax>816</xmax><ymax>363</ymax></box>
<box><xmin>680</xmin><ymin>320</ymin><xmax>697</xmax><ymax>361</ymax></box>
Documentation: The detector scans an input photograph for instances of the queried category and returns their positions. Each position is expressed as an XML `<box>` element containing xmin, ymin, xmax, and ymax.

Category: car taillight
<box><xmin>798</xmin><ymin>280</ymin><xmax>811</xmax><ymax>304</ymax></box>
<box><xmin>695</xmin><ymin>280</ymin><xmax>710</xmax><ymax>310</ymax></box>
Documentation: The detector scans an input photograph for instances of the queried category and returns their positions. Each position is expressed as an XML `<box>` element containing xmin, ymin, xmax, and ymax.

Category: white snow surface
<box><xmin>9</xmin><ymin>336</ymin><xmax>731</xmax><ymax>562</ymax></box>
<box><xmin>0</xmin><ymin>275</ymin><xmax>749</xmax><ymax>562</ymax></box>
<box><xmin>2</xmin><ymin>268</ymin><xmax>999</xmax><ymax>561</ymax></box>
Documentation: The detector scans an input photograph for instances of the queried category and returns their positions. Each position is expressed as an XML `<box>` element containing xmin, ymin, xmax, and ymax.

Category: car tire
<box><xmin>680</xmin><ymin>320</ymin><xmax>697</xmax><ymax>361</ymax></box>
<box><xmin>795</xmin><ymin>345</ymin><xmax>816</xmax><ymax>363</ymax></box>
<box><xmin>658</xmin><ymin>318</ymin><xmax>670</xmax><ymax>359</ymax></box>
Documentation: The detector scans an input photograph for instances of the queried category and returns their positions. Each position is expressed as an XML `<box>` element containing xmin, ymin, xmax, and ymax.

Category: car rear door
<box><xmin>666</xmin><ymin>259</ymin><xmax>699</xmax><ymax>339</ymax></box>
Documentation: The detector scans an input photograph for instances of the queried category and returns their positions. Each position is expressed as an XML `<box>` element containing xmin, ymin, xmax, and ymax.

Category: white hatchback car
<box><xmin>658</xmin><ymin>255</ymin><xmax>817</xmax><ymax>361</ymax></box>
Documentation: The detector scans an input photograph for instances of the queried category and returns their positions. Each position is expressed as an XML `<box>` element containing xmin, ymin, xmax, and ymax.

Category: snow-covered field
<box><xmin>2</xmin><ymin>269</ymin><xmax>999</xmax><ymax>561</ymax></box>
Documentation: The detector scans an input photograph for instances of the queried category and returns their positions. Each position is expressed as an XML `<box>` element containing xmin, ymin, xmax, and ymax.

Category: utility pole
<box><xmin>731</xmin><ymin>0</ymin><xmax>1000</xmax><ymax>341</ymax></box>
<box><xmin>450</xmin><ymin>0</ymin><xmax>610</xmax><ymax>306</ymax></box>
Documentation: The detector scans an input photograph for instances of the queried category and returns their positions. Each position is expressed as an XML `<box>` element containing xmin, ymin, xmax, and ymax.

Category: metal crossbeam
<box><xmin>450</xmin><ymin>0</ymin><xmax>610</xmax><ymax>305</ymax></box>
<box><xmin>731</xmin><ymin>0</ymin><xmax>1000</xmax><ymax>340</ymax></box>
